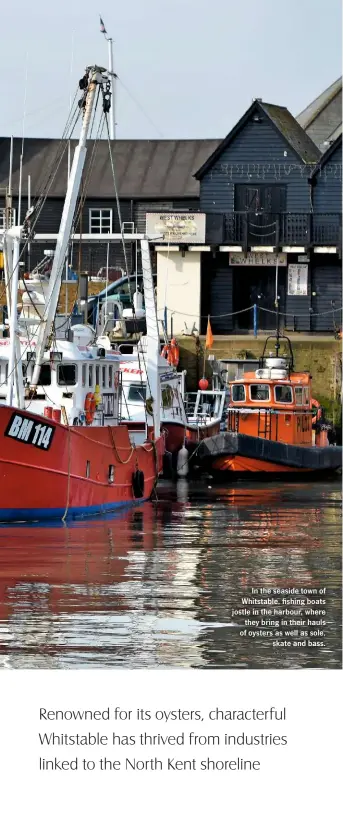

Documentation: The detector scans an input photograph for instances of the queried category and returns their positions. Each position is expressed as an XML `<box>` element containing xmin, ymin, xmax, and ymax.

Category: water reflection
<box><xmin>0</xmin><ymin>482</ymin><xmax>341</xmax><ymax>669</ymax></box>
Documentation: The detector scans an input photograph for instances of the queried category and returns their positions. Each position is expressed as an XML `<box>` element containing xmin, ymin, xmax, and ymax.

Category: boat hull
<box><xmin>196</xmin><ymin>431</ymin><xmax>342</xmax><ymax>479</ymax></box>
<box><xmin>0</xmin><ymin>405</ymin><xmax>164</xmax><ymax>522</ymax></box>
<box><xmin>161</xmin><ymin>419</ymin><xmax>221</xmax><ymax>454</ymax></box>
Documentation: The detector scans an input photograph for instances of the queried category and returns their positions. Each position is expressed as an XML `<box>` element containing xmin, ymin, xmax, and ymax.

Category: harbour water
<box><xmin>0</xmin><ymin>481</ymin><xmax>341</xmax><ymax>670</ymax></box>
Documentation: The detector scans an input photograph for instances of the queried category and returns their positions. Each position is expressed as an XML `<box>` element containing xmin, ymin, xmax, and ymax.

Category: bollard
<box><xmin>253</xmin><ymin>303</ymin><xmax>258</xmax><ymax>337</ymax></box>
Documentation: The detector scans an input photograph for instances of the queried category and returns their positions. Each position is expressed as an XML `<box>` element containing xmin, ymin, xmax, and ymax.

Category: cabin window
<box><xmin>128</xmin><ymin>383</ymin><xmax>146</xmax><ymax>402</ymax></box>
<box><xmin>303</xmin><ymin>387</ymin><xmax>310</xmax><ymax>406</ymax></box>
<box><xmin>89</xmin><ymin>208</ymin><xmax>112</xmax><ymax>234</ymax></box>
<box><xmin>109</xmin><ymin>365</ymin><xmax>113</xmax><ymax>386</ymax></box>
<box><xmin>250</xmin><ymin>384</ymin><xmax>270</xmax><ymax>402</ymax></box>
<box><xmin>57</xmin><ymin>364</ymin><xmax>76</xmax><ymax>386</ymax></box>
<box><xmin>294</xmin><ymin>387</ymin><xmax>303</xmax><ymax>406</ymax></box>
<box><xmin>38</xmin><ymin>364</ymin><xmax>51</xmax><ymax>386</ymax></box>
<box><xmin>82</xmin><ymin>364</ymin><xmax>86</xmax><ymax>387</ymax></box>
<box><xmin>86</xmin><ymin>460</ymin><xmax>90</xmax><ymax>478</ymax></box>
<box><xmin>232</xmin><ymin>384</ymin><xmax>246</xmax><ymax>402</ymax></box>
<box><xmin>95</xmin><ymin>365</ymin><xmax>100</xmax><ymax>386</ymax></box>
<box><xmin>162</xmin><ymin>385</ymin><xmax>173</xmax><ymax>409</ymax></box>
<box><xmin>275</xmin><ymin>385</ymin><xmax>293</xmax><ymax>404</ymax></box>
<box><xmin>108</xmin><ymin>465</ymin><xmax>115</xmax><ymax>484</ymax></box>
<box><xmin>89</xmin><ymin>365</ymin><xmax>93</xmax><ymax>388</ymax></box>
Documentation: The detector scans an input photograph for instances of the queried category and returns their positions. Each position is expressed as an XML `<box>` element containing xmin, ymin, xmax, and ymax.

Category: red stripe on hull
<box><xmin>0</xmin><ymin>406</ymin><xmax>164</xmax><ymax>520</ymax></box>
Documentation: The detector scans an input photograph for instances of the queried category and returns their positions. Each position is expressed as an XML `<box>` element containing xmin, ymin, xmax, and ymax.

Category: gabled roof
<box><xmin>0</xmin><ymin>137</ymin><xmax>221</xmax><ymax>199</ymax></box>
<box><xmin>194</xmin><ymin>100</ymin><xmax>321</xmax><ymax>179</ymax></box>
<box><xmin>297</xmin><ymin>77</ymin><xmax>342</xmax><ymax>150</ymax></box>
<box><xmin>310</xmin><ymin>133</ymin><xmax>342</xmax><ymax>179</ymax></box>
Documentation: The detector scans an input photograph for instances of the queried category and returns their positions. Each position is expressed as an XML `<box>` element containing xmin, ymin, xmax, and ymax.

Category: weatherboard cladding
<box><xmin>312</xmin><ymin>138</ymin><xmax>342</xmax><ymax>212</ymax></box>
<box><xmin>199</xmin><ymin>104</ymin><xmax>321</xmax><ymax>215</ymax></box>
<box><xmin>311</xmin><ymin>259</ymin><xmax>342</xmax><ymax>333</ymax></box>
<box><xmin>0</xmin><ymin>137</ymin><xmax>220</xmax><ymax>199</ymax></box>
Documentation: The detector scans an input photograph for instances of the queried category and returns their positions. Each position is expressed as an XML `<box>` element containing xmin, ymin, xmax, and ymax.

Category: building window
<box><xmin>232</xmin><ymin>384</ymin><xmax>246</xmax><ymax>402</ymax></box>
<box><xmin>0</xmin><ymin>208</ymin><xmax>16</xmax><ymax>230</ymax></box>
<box><xmin>250</xmin><ymin>384</ymin><xmax>270</xmax><ymax>401</ymax></box>
<box><xmin>89</xmin><ymin>209</ymin><xmax>112</xmax><ymax>234</ymax></box>
<box><xmin>275</xmin><ymin>385</ymin><xmax>293</xmax><ymax>404</ymax></box>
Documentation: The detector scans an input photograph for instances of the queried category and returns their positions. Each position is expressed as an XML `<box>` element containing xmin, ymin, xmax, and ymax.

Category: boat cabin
<box><xmin>227</xmin><ymin>349</ymin><xmax>326</xmax><ymax>446</ymax></box>
<box><xmin>0</xmin><ymin>337</ymin><xmax>122</xmax><ymax>427</ymax></box>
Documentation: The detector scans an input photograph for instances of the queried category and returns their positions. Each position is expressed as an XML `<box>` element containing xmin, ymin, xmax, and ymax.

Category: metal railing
<box><xmin>206</xmin><ymin>212</ymin><xmax>341</xmax><ymax>247</ymax></box>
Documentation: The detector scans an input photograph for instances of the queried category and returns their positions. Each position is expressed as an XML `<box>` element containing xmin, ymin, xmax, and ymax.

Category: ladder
<box><xmin>258</xmin><ymin>409</ymin><xmax>272</xmax><ymax>439</ymax></box>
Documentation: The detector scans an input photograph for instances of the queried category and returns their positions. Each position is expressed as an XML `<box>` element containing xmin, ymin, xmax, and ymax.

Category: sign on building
<box><xmin>229</xmin><ymin>252</ymin><xmax>287</xmax><ymax>266</ymax></box>
<box><xmin>287</xmin><ymin>264</ymin><xmax>308</xmax><ymax>296</ymax></box>
<box><xmin>146</xmin><ymin>212</ymin><xmax>206</xmax><ymax>243</ymax></box>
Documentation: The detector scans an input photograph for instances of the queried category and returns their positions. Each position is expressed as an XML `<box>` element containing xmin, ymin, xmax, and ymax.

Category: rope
<box><xmin>108</xmin><ymin>424</ymin><xmax>135</xmax><ymax>464</ymax></box>
<box><xmin>62</xmin><ymin>425</ymin><xmax>72</xmax><ymax>522</ymax></box>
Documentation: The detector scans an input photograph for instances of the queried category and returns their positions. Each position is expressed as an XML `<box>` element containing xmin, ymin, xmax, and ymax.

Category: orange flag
<box><xmin>205</xmin><ymin>316</ymin><xmax>213</xmax><ymax>349</ymax></box>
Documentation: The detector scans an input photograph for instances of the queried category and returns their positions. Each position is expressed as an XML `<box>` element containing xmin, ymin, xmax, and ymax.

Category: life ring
<box><xmin>84</xmin><ymin>392</ymin><xmax>96</xmax><ymax>425</ymax></box>
<box><xmin>161</xmin><ymin>344</ymin><xmax>169</xmax><ymax>359</ymax></box>
<box><xmin>311</xmin><ymin>398</ymin><xmax>323</xmax><ymax>422</ymax></box>
<box><xmin>132</xmin><ymin>469</ymin><xmax>145</xmax><ymax>499</ymax></box>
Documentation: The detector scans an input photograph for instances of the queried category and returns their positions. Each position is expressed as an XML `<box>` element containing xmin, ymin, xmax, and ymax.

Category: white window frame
<box><xmin>89</xmin><ymin>208</ymin><xmax>113</xmax><ymax>234</ymax></box>
<box><xmin>232</xmin><ymin>384</ymin><xmax>246</xmax><ymax>403</ymax></box>
<box><xmin>294</xmin><ymin>386</ymin><xmax>303</xmax><ymax>406</ymax></box>
<box><xmin>0</xmin><ymin>208</ymin><xmax>16</xmax><ymax>230</ymax></box>
<box><xmin>274</xmin><ymin>385</ymin><xmax>293</xmax><ymax>404</ymax></box>
<box><xmin>249</xmin><ymin>384</ymin><xmax>271</xmax><ymax>402</ymax></box>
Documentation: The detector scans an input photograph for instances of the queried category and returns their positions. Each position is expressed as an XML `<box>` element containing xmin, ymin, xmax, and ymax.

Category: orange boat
<box><xmin>196</xmin><ymin>333</ymin><xmax>341</xmax><ymax>479</ymax></box>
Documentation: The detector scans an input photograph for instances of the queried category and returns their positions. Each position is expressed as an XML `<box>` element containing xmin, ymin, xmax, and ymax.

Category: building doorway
<box><xmin>232</xmin><ymin>266</ymin><xmax>286</xmax><ymax>331</ymax></box>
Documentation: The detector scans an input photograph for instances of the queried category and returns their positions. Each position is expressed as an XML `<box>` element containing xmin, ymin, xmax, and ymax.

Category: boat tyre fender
<box><xmin>85</xmin><ymin>392</ymin><xmax>96</xmax><ymax>425</ymax></box>
<box><xmin>132</xmin><ymin>469</ymin><xmax>145</xmax><ymax>499</ymax></box>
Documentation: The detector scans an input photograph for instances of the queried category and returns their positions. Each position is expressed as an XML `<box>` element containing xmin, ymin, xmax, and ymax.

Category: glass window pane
<box><xmin>275</xmin><ymin>385</ymin><xmax>293</xmax><ymax>403</ymax></box>
<box><xmin>232</xmin><ymin>384</ymin><xmax>246</xmax><ymax>402</ymax></box>
<box><xmin>128</xmin><ymin>383</ymin><xmax>146</xmax><ymax>402</ymax></box>
<box><xmin>58</xmin><ymin>364</ymin><xmax>76</xmax><ymax>386</ymax></box>
<box><xmin>250</xmin><ymin>384</ymin><xmax>270</xmax><ymax>401</ymax></box>
<box><xmin>89</xmin><ymin>365</ymin><xmax>93</xmax><ymax>387</ymax></box>
<box><xmin>294</xmin><ymin>386</ymin><xmax>303</xmax><ymax>405</ymax></box>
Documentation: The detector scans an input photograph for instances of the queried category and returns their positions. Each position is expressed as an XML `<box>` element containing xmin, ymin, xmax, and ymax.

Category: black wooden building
<box><xmin>0</xmin><ymin>136</ymin><xmax>219</xmax><ymax>275</ymax></box>
<box><xmin>195</xmin><ymin>101</ymin><xmax>342</xmax><ymax>333</ymax></box>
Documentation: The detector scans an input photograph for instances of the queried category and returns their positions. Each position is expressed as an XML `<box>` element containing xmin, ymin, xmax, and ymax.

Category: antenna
<box><xmin>18</xmin><ymin>53</ymin><xmax>29</xmax><ymax>228</ymax></box>
<box><xmin>100</xmin><ymin>15</ymin><xmax>116</xmax><ymax>139</ymax></box>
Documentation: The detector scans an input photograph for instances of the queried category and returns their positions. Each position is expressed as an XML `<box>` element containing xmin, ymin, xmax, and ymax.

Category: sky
<box><xmin>0</xmin><ymin>0</ymin><xmax>341</xmax><ymax>140</ymax></box>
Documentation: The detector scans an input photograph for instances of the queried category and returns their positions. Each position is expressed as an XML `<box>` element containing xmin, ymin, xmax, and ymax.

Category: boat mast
<box><xmin>140</xmin><ymin>238</ymin><xmax>160</xmax><ymax>439</ymax></box>
<box><xmin>100</xmin><ymin>16</ymin><xmax>116</xmax><ymax>139</ymax></box>
<box><xmin>31</xmin><ymin>65</ymin><xmax>107</xmax><ymax>388</ymax></box>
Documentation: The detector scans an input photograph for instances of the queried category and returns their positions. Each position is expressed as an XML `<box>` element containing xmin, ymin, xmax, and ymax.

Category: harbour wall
<box><xmin>178</xmin><ymin>335</ymin><xmax>342</xmax><ymax>427</ymax></box>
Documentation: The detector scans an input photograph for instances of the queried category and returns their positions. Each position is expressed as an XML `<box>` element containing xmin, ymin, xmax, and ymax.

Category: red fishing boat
<box><xmin>0</xmin><ymin>65</ymin><xmax>164</xmax><ymax>521</ymax></box>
